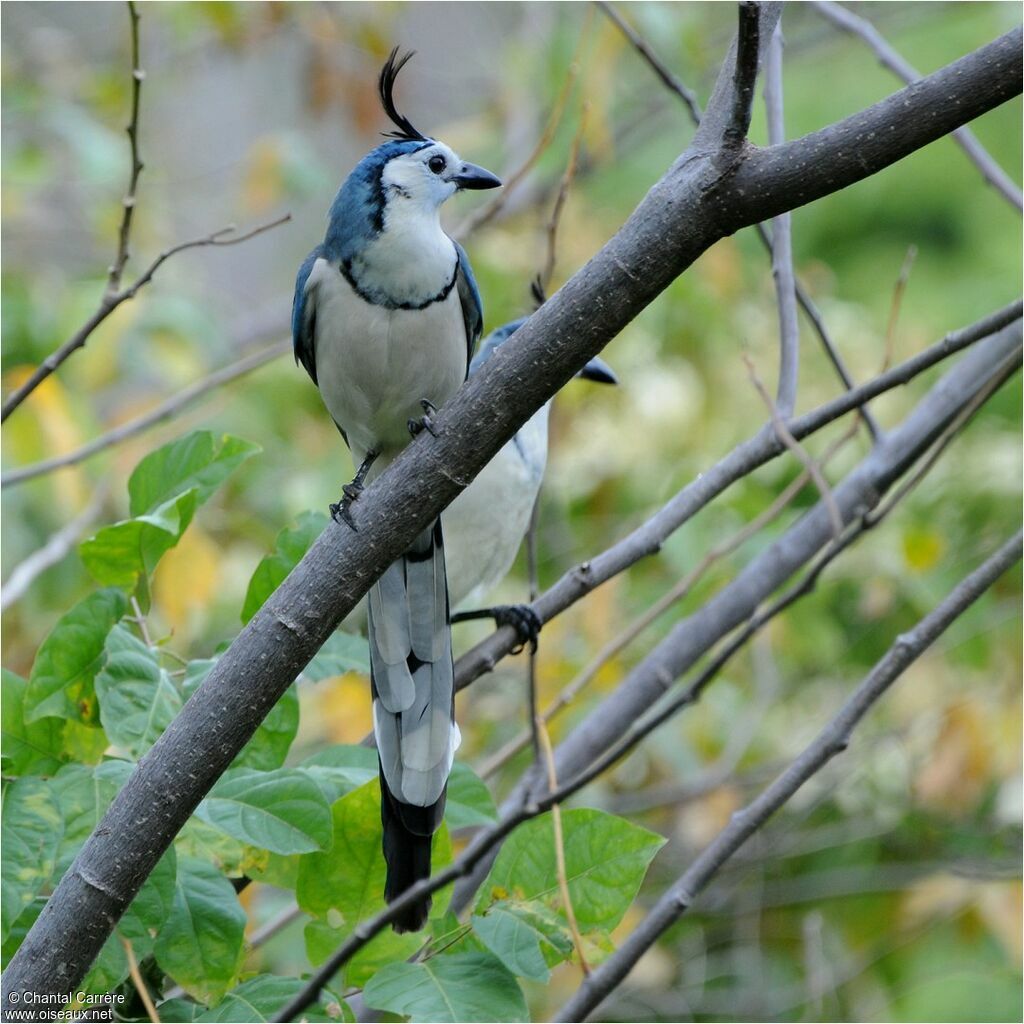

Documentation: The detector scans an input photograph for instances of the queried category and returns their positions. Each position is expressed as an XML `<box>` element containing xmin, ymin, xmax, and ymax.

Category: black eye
<box><xmin>428</xmin><ymin>155</ymin><xmax>446</xmax><ymax>175</ymax></box>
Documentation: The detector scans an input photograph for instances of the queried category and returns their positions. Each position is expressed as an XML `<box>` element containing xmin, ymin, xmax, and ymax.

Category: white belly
<box><xmin>310</xmin><ymin>258</ymin><xmax>467</xmax><ymax>464</ymax></box>
<box><xmin>443</xmin><ymin>418</ymin><xmax>547</xmax><ymax>609</ymax></box>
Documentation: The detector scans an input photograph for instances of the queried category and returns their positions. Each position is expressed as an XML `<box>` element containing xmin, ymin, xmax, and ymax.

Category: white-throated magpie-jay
<box><xmin>292</xmin><ymin>49</ymin><xmax>499</xmax><ymax>932</ymax></box>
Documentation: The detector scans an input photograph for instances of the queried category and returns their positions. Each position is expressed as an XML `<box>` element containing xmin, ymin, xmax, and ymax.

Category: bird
<box><xmin>291</xmin><ymin>48</ymin><xmax>500</xmax><ymax>933</ymax></box>
<box><xmin>444</xmin><ymin>290</ymin><xmax>617</xmax><ymax>647</ymax></box>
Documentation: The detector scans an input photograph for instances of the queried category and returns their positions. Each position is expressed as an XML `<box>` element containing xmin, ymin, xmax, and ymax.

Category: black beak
<box><xmin>576</xmin><ymin>356</ymin><xmax>617</xmax><ymax>385</ymax></box>
<box><xmin>452</xmin><ymin>162</ymin><xmax>502</xmax><ymax>190</ymax></box>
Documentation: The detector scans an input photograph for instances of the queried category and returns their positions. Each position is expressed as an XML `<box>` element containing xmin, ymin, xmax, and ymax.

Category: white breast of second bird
<box><xmin>310</xmin><ymin>257</ymin><xmax>467</xmax><ymax>461</ymax></box>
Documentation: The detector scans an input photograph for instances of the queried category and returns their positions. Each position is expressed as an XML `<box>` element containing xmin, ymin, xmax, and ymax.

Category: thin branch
<box><xmin>763</xmin><ymin>22</ymin><xmax>799</xmax><ymax>417</ymax></box>
<box><xmin>455</xmin><ymin>302</ymin><xmax>1021</xmax><ymax>695</ymax></box>
<box><xmin>0</xmin><ymin>215</ymin><xmax>290</xmax><ymax>423</ymax></box>
<box><xmin>0</xmin><ymin>487</ymin><xmax>108</xmax><ymax>611</ymax></box>
<box><xmin>812</xmin><ymin>0</ymin><xmax>1024</xmax><ymax>213</ymax></box>
<box><xmin>597</xmin><ymin>0</ymin><xmax>881</xmax><ymax>439</ymax></box>
<box><xmin>526</xmin><ymin>496</ymin><xmax>542</xmax><ymax>764</ymax></box>
<box><xmin>106</xmin><ymin>1</ymin><xmax>144</xmax><ymax>297</ymax></box>
<box><xmin>477</xmin><ymin>421</ymin><xmax>858</xmax><ymax>781</ymax></box>
<box><xmin>2</xmin><ymin>339</ymin><xmax>290</xmax><ymax>489</ymax></box>
<box><xmin>724</xmin><ymin>2</ymin><xmax>765</xmax><ymax>150</ymax></box>
<box><xmin>552</xmin><ymin>530</ymin><xmax>1022</xmax><ymax>1022</ymax></box>
<box><xmin>540</xmin><ymin>104</ymin><xmax>588</xmax><ymax>294</ymax></box>
<box><xmin>593</xmin><ymin>1</ymin><xmax>702</xmax><ymax>124</ymax></box>
<box><xmin>452</xmin><ymin>38</ymin><xmax>583</xmax><ymax>240</ymax></box>
<box><xmin>120</xmin><ymin>935</ymin><xmax>159</xmax><ymax>1024</ymax></box>
<box><xmin>538</xmin><ymin>721</ymin><xmax>591</xmax><ymax>975</ymax></box>
<box><xmin>882</xmin><ymin>244</ymin><xmax>918</xmax><ymax>373</ymax></box>
<box><xmin>744</xmin><ymin>353</ymin><xmax>843</xmax><ymax>538</ymax></box>
<box><xmin>450</xmin><ymin>327</ymin><xmax>1020</xmax><ymax>915</ymax></box>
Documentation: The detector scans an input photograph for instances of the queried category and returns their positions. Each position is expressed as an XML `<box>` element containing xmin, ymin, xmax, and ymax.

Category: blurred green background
<box><xmin>2</xmin><ymin>3</ymin><xmax>1020</xmax><ymax>1021</ymax></box>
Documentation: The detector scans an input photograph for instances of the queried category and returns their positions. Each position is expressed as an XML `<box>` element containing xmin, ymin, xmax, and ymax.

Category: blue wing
<box><xmin>292</xmin><ymin>246</ymin><xmax>323</xmax><ymax>385</ymax></box>
<box><xmin>453</xmin><ymin>240</ymin><xmax>484</xmax><ymax>377</ymax></box>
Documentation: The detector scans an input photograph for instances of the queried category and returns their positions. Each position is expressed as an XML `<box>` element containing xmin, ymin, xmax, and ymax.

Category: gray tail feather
<box><xmin>368</xmin><ymin>518</ymin><xmax>455</xmax><ymax>932</ymax></box>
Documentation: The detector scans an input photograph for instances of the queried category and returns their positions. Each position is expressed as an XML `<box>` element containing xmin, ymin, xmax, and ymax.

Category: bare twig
<box><xmin>477</xmin><ymin>421</ymin><xmax>858</xmax><ymax>781</ymax></box>
<box><xmin>119</xmin><ymin>936</ymin><xmax>159</xmax><ymax>1024</ymax></box>
<box><xmin>540</xmin><ymin>104</ymin><xmax>588</xmax><ymax>294</ymax></box>
<box><xmin>552</xmin><ymin>530</ymin><xmax>1022</xmax><ymax>1022</ymax></box>
<box><xmin>538</xmin><ymin>721</ymin><xmax>591</xmax><ymax>975</ymax></box>
<box><xmin>725</xmin><ymin>2</ymin><xmax>765</xmax><ymax>150</ymax></box>
<box><xmin>597</xmin><ymin>0</ymin><xmax>882</xmax><ymax>439</ymax></box>
<box><xmin>453</xmin><ymin>302</ymin><xmax>1020</xmax><ymax>696</ymax></box>
<box><xmin>744</xmin><ymin>353</ymin><xmax>843</xmax><ymax>538</ymax></box>
<box><xmin>2</xmin><ymin>339</ymin><xmax>290</xmax><ymax>489</ymax></box>
<box><xmin>526</xmin><ymin>496</ymin><xmax>542</xmax><ymax>764</ymax></box>
<box><xmin>0</xmin><ymin>487</ymin><xmax>108</xmax><ymax>611</ymax></box>
<box><xmin>594</xmin><ymin>1</ymin><xmax>702</xmax><ymax>124</ymax></box>
<box><xmin>812</xmin><ymin>0</ymin><xmax>1024</xmax><ymax>212</ymax></box>
<box><xmin>882</xmin><ymin>244</ymin><xmax>918</xmax><ymax>372</ymax></box>
<box><xmin>107</xmin><ymin>2</ymin><xmax>144</xmax><ymax>297</ymax></box>
<box><xmin>1</xmin><ymin>215</ymin><xmax>290</xmax><ymax>423</ymax></box>
<box><xmin>452</xmin><ymin>39</ymin><xmax>583</xmax><ymax>240</ymax></box>
<box><xmin>763</xmin><ymin>22</ymin><xmax>799</xmax><ymax>417</ymax></box>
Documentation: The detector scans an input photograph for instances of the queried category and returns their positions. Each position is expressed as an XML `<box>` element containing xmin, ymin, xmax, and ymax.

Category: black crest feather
<box><xmin>379</xmin><ymin>47</ymin><xmax>429</xmax><ymax>142</ymax></box>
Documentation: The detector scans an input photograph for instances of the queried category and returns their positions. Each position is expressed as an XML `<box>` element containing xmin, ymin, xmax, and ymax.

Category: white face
<box><xmin>382</xmin><ymin>142</ymin><xmax>462</xmax><ymax>211</ymax></box>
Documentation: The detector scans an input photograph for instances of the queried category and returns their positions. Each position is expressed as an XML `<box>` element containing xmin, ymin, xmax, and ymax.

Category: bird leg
<box><xmin>330</xmin><ymin>450</ymin><xmax>378</xmax><ymax>530</ymax></box>
<box><xmin>451</xmin><ymin>604</ymin><xmax>542</xmax><ymax>654</ymax></box>
<box><xmin>407</xmin><ymin>398</ymin><xmax>438</xmax><ymax>438</ymax></box>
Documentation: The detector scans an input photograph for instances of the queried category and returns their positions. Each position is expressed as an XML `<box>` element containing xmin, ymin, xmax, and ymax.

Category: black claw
<box><xmin>491</xmin><ymin>604</ymin><xmax>542</xmax><ymax>654</ymax></box>
<box><xmin>407</xmin><ymin>414</ymin><xmax>437</xmax><ymax>438</ymax></box>
<box><xmin>330</xmin><ymin>498</ymin><xmax>359</xmax><ymax>531</ymax></box>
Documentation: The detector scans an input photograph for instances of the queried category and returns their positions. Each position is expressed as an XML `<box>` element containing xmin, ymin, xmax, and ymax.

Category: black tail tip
<box><xmin>388</xmin><ymin>892</ymin><xmax>432</xmax><ymax>934</ymax></box>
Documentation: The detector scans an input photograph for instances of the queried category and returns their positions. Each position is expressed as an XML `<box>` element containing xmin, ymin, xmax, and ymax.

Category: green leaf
<box><xmin>446</xmin><ymin>762</ymin><xmax>498</xmax><ymax>830</ymax></box>
<box><xmin>1</xmin><ymin>669</ymin><xmax>66</xmax><ymax>775</ymax></box>
<box><xmin>480</xmin><ymin>808</ymin><xmax>665</xmax><ymax>933</ymax></box>
<box><xmin>303</xmin><ymin>631</ymin><xmax>370</xmax><ymax>681</ymax></box>
<box><xmin>81</xmin><ymin>432</ymin><xmax>259</xmax><ymax>588</ymax></box>
<box><xmin>129</xmin><ymin>431</ymin><xmax>260</xmax><ymax>517</ymax></box>
<box><xmin>154</xmin><ymin>856</ymin><xmax>246</xmax><ymax>1004</ymax></box>
<box><xmin>472</xmin><ymin>906</ymin><xmax>552</xmax><ymax>982</ymax></box>
<box><xmin>94</xmin><ymin>625</ymin><xmax>182</xmax><ymax>758</ymax></box>
<box><xmin>196</xmin><ymin>768</ymin><xmax>332</xmax><ymax>855</ymax></box>
<box><xmin>156</xmin><ymin>997</ymin><xmax>207</xmax><ymax>1022</ymax></box>
<box><xmin>80</xmin><ymin>491</ymin><xmax>197</xmax><ymax>588</ymax></box>
<box><xmin>296</xmin><ymin>778</ymin><xmax>452</xmax><ymax>986</ymax></box>
<box><xmin>50</xmin><ymin>760</ymin><xmax>133</xmax><ymax>876</ymax></box>
<box><xmin>196</xmin><ymin>974</ymin><xmax>347</xmax><ymax>1022</ymax></box>
<box><xmin>300</xmin><ymin>744</ymin><xmax>378</xmax><ymax>804</ymax></box>
<box><xmin>175</xmin><ymin>818</ymin><xmax>252</xmax><ymax>878</ymax></box>
<box><xmin>363</xmin><ymin>952</ymin><xmax>529</xmax><ymax>1023</ymax></box>
<box><xmin>1</xmin><ymin>777</ymin><xmax>62</xmax><ymax>942</ymax></box>
<box><xmin>25</xmin><ymin>588</ymin><xmax>128</xmax><ymax>723</ymax></box>
<box><xmin>242</xmin><ymin>510</ymin><xmax>327</xmax><ymax>623</ymax></box>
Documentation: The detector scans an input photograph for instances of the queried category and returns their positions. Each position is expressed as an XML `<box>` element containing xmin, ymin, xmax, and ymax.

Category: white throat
<box><xmin>349</xmin><ymin>199</ymin><xmax>456</xmax><ymax>307</ymax></box>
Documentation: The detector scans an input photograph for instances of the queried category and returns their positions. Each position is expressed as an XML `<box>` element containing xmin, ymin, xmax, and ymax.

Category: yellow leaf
<box><xmin>915</xmin><ymin>702</ymin><xmax>991</xmax><ymax>811</ymax></box>
<box><xmin>903</xmin><ymin>527</ymin><xmax>946</xmax><ymax>572</ymax></box>
<box><xmin>152</xmin><ymin>524</ymin><xmax>221</xmax><ymax>638</ymax></box>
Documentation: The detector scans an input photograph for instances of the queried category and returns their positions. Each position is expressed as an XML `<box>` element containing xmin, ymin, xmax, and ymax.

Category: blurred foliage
<box><xmin>1</xmin><ymin>3</ymin><xmax>1021</xmax><ymax>1022</ymax></box>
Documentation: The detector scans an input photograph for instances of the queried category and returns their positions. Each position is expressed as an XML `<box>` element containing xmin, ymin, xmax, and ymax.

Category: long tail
<box><xmin>368</xmin><ymin>518</ymin><xmax>458</xmax><ymax>933</ymax></box>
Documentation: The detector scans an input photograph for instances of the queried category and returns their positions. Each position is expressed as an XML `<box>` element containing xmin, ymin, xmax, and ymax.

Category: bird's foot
<box><xmin>330</xmin><ymin>451</ymin><xmax>379</xmax><ymax>531</ymax></box>
<box><xmin>452</xmin><ymin>603</ymin><xmax>542</xmax><ymax>654</ymax></box>
<box><xmin>329</xmin><ymin>484</ymin><xmax>361</xmax><ymax>530</ymax></box>
<box><xmin>407</xmin><ymin>399</ymin><xmax>439</xmax><ymax>439</ymax></box>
